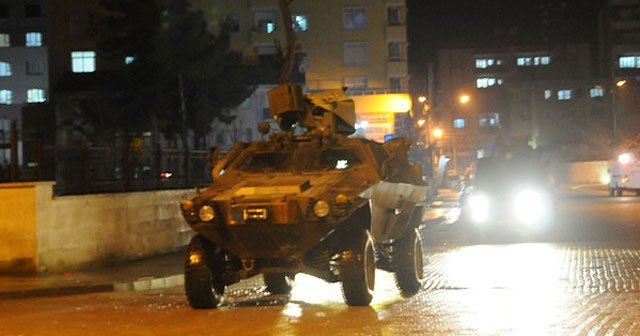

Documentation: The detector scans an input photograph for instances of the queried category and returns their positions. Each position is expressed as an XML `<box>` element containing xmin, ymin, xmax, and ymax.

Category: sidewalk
<box><xmin>0</xmin><ymin>188</ymin><xmax>460</xmax><ymax>300</ymax></box>
<box><xmin>0</xmin><ymin>251</ymin><xmax>185</xmax><ymax>300</ymax></box>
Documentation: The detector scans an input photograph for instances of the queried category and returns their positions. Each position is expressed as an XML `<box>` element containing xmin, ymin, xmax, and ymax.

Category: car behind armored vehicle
<box><xmin>179</xmin><ymin>84</ymin><xmax>429</xmax><ymax>308</ymax></box>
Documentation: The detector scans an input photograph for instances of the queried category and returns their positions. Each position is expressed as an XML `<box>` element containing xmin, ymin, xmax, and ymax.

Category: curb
<box><xmin>0</xmin><ymin>283</ymin><xmax>114</xmax><ymax>300</ymax></box>
<box><xmin>0</xmin><ymin>274</ymin><xmax>185</xmax><ymax>300</ymax></box>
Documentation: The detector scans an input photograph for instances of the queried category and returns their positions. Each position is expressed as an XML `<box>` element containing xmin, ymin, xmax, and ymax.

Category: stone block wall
<box><xmin>0</xmin><ymin>182</ymin><xmax>195</xmax><ymax>274</ymax></box>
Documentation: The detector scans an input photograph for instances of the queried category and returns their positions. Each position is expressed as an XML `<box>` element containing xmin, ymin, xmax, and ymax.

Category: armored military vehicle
<box><xmin>180</xmin><ymin>84</ymin><xmax>429</xmax><ymax>308</ymax></box>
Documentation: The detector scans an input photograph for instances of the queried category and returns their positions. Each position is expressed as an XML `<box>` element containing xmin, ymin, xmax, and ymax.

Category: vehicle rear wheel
<box><xmin>391</xmin><ymin>229</ymin><xmax>425</xmax><ymax>297</ymax></box>
<box><xmin>340</xmin><ymin>229</ymin><xmax>376</xmax><ymax>306</ymax></box>
<box><xmin>264</xmin><ymin>273</ymin><xmax>295</xmax><ymax>295</ymax></box>
<box><xmin>184</xmin><ymin>235</ymin><xmax>225</xmax><ymax>309</ymax></box>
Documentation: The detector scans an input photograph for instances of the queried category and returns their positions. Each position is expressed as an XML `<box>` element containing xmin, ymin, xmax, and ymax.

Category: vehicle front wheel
<box><xmin>391</xmin><ymin>229</ymin><xmax>425</xmax><ymax>297</ymax></box>
<box><xmin>264</xmin><ymin>273</ymin><xmax>295</xmax><ymax>295</ymax></box>
<box><xmin>340</xmin><ymin>229</ymin><xmax>376</xmax><ymax>306</ymax></box>
<box><xmin>184</xmin><ymin>235</ymin><xmax>225</xmax><ymax>309</ymax></box>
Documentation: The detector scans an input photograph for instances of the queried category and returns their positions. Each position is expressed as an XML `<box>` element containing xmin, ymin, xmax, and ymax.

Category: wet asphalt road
<box><xmin>3</xmin><ymin>188</ymin><xmax>640</xmax><ymax>335</ymax></box>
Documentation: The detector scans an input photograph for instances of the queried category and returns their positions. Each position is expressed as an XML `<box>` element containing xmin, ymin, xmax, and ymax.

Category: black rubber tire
<box><xmin>184</xmin><ymin>235</ymin><xmax>224</xmax><ymax>309</ymax></box>
<box><xmin>264</xmin><ymin>273</ymin><xmax>295</xmax><ymax>295</ymax></box>
<box><xmin>392</xmin><ymin>229</ymin><xmax>425</xmax><ymax>297</ymax></box>
<box><xmin>340</xmin><ymin>229</ymin><xmax>376</xmax><ymax>306</ymax></box>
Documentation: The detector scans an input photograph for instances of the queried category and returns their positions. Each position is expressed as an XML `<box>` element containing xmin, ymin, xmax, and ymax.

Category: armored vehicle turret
<box><xmin>180</xmin><ymin>84</ymin><xmax>429</xmax><ymax>308</ymax></box>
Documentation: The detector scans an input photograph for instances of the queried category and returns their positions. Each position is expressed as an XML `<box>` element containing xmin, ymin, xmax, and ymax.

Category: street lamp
<box><xmin>613</xmin><ymin>79</ymin><xmax>627</xmax><ymax>143</ymax></box>
<box><xmin>459</xmin><ymin>94</ymin><xmax>471</xmax><ymax>105</ymax></box>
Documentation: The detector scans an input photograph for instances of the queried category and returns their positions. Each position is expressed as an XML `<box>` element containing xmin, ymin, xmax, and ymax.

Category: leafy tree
<box><xmin>61</xmin><ymin>0</ymin><xmax>252</xmax><ymax>149</ymax></box>
<box><xmin>155</xmin><ymin>0</ymin><xmax>253</xmax><ymax>148</ymax></box>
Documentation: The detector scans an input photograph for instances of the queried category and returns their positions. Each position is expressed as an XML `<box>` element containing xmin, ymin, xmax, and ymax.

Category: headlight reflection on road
<box><xmin>439</xmin><ymin>244</ymin><xmax>569</xmax><ymax>334</ymax></box>
<box><xmin>289</xmin><ymin>271</ymin><xmax>401</xmax><ymax>307</ymax></box>
<box><xmin>514</xmin><ymin>189</ymin><xmax>544</xmax><ymax>225</ymax></box>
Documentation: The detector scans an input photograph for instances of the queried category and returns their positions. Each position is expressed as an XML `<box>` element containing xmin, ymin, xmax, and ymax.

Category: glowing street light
<box><xmin>417</xmin><ymin>118</ymin><xmax>427</xmax><ymax>127</ymax></box>
<box><xmin>459</xmin><ymin>94</ymin><xmax>471</xmax><ymax>105</ymax></box>
<box><xmin>616</xmin><ymin>80</ymin><xmax>627</xmax><ymax>87</ymax></box>
<box><xmin>418</xmin><ymin>95</ymin><xmax>427</xmax><ymax>103</ymax></box>
<box><xmin>433</xmin><ymin>128</ymin><xmax>443</xmax><ymax>139</ymax></box>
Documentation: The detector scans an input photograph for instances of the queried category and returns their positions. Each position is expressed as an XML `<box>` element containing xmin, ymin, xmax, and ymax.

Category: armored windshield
<box><xmin>301</xmin><ymin>148</ymin><xmax>363</xmax><ymax>172</ymax></box>
<box><xmin>234</xmin><ymin>152</ymin><xmax>294</xmax><ymax>173</ymax></box>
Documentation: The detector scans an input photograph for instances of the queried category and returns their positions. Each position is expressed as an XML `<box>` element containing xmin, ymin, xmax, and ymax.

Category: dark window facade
<box><xmin>24</xmin><ymin>4</ymin><xmax>40</xmax><ymax>18</ymax></box>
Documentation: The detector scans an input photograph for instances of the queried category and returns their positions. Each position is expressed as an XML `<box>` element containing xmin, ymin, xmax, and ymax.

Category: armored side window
<box><xmin>302</xmin><ymin>149</ymin><xmax>362</xmax><ymax>172</ymax></box>
<box><xmin>235</xmin><ymin>151</ymin><xmax>293</xmax><ymax>173</ymax></box>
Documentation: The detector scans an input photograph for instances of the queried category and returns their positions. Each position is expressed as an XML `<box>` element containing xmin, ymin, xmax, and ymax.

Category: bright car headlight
<box><xmin>468</xmin><ymin>193</ymin><xmax>489</xmax><ymax>223</ymax></box>
<box><xmin>514</xmin><ymin>189</ymin><xmax>544</xmax><ymax>224</ymax></box>
<box><xmin>313</xmin><ymin>200</ymin><xmax>330</xmax><ymax>218</ymax></box>
<box><xmin>198</xmin><ymin>205</ymin><xmax>215</xmax><ymax>222</ymax></box>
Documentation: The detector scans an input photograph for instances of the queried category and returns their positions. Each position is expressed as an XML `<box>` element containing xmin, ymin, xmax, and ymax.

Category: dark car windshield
<box><xmin>301</xmin><ymin>148</ymin><xmax>363</xmax><ymax>172</ymax></box>
<box><xmin>234</xmin><ymin>152</ymin><xmax>293</xmax><ymax>173</ymax></box>
<box><xmin>474</xmin><ymin>155</ymin><xmax>547</xmax><ymax>188</ymax></box>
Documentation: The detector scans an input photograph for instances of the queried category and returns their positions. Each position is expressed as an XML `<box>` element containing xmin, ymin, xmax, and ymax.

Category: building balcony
<box><xmin>250</xmin><ymin>29</ymin><xmax>284</xmax><ymax>46</ymax></box>
<box><xmin>248</xmin><ymin>0</ymin><xmax>275</xmax><ymax>8</ymax></box>
<box><xmin>387</xmin><ymin>60</ymin><xmax>408</xmax><ymax>76</ymax></box>
<box><xmin>612</xmin><ymin>20</ymin><xmax>640</xmax><ymax>31</ymax></box>
<box><xmin>385</xmin><ymin>0</ymin><xmax>405</xmax><ymax>6</ymax></box>
<box><xmin>386</xmin><ymin>25</ymin><xmax>406</xmax><ymax>41</ymax></box>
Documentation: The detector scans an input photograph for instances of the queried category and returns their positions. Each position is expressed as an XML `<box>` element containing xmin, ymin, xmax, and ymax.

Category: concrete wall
<box><xmin>0</xmin><ymin>183</ymin><xmax>38</xmax><ymax>273</ymax></box>
<box><xmin>0</xmin><ymin>182</ymin><xmax>194</xmax><ymax>274</ymax></box>
<box><xmin>552</xmin><ymin>160</ymin><xmax>611</xmax><ymax>185</ymax></box>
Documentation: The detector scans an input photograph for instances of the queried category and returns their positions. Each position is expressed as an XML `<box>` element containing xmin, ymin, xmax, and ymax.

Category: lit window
<box><xmin>619</xmin><ymin>56</ymin><xmax>640</xmax><ymax>68</ymax></box>
<box><xmin>389</xmin><ymin>42</ymin><xmax>402</xmax><ymax>60</ymax></box>
<box><xmin>476</xmin><ymin>77</ymin><xmax>504</xmax><ymax>88</ymax></box>
<box><xmin>0</xmin><ymin>62</ymin><xmax>10</xmax><ymax>76</ymax></box>
<box><xmin>27</xmin><ymin>89</ymin><xmax>46</xmax><ymax>103</ymax></box>
<box><xmin>125</xmin><ymin>56</ymin><xmax>135</xmax><ymax>64</ymax></box>
<box><xmin>26</xmin><ymin>61</ymin><xmax>42</xmax><ymax>75</ymax></box>
<box><xmin>517</xmin><ymin>56</ymin><xmax>551</xmax><ymax>66</ymax></box>
<box><xmin>557</xmin><ymin>89</ymin><xmax>572</xmax><ymax>100</ymax></box>
<box><xmin>475</xmin><ymin>58</ymin><xmax>501</xmax><ymax>69</ymax></box>
<box><xmin>0</xmin><ymin>90</ymin><xmax>12</xmax><ymax>104</ymax></box>
<box><xmin>590</xmin><ymin>86</ymin><xmax>604</xmax><ymax>98</ymax></box>
<box><xmin>25</xmin><ymin>32</ymin><xmax>42</xmax><ymax>47</ymax></box>
<box><xmin>544</xmin><ymin>90</ymin><xmax>552</xmax><ymax>99</ymax></box>
<box><xmin>254</xmin><ymin>11</ymin><xmax>277</xmax><ymax>34</ymax></box>
<box><xmin>479</xmin><ymin>113</ymin><xmax>500</xmax><ymax>127</ymax></box>
<box><xmin>344</xmin><ymin>77</ymin><xmax>368</xmax><ymax>90</ymax></box>
<box><xmin>343</xmin><ymin>41</ymin><xmax>368</xmax><ymax>67</ymax></box>
<box><xmin>0</xmin><ymin>33</ymin><xmax>9</xmax><ymax>47</ymax></box>
<box><xmin>343</xmin><ymin>6</ymin><xmax>366</xmax><ymax>30</ymax></box>
<box><xmin>71</xmin><ymin>51</ymin><xmax>96</xmax><ymax>73</ymax></box>
<box><xmin>292</xmin><ymin>14</ymin><xmax>308</xmax><ymax>32</ymax></box>
<box><xmin>453</xmin><ymin>118</ymin><xmax>465</xmax><ymax>128</ymax></box>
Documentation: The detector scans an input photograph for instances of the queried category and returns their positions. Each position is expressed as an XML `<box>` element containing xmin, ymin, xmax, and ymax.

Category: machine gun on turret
<box><xmin>267</xmin><ymin>83</ymin><xmax>356</xmax><ymax>137</ymax></box>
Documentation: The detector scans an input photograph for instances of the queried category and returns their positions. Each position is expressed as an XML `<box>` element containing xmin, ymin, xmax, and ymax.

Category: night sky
<box><xmin>407</xmin><ymin>0</ymin><xmax>610</xmax><ymax>71</ymax></box>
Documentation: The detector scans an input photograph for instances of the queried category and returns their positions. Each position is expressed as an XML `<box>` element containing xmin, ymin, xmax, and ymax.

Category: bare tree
<box><xmin>277</xmin><ymin>0</ymin><xmax>298</xmax><ymax>84</ymax></box>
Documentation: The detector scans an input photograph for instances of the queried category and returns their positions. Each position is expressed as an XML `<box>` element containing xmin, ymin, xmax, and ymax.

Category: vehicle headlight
<box><xmin>514</xmin><ymin>189</ymin><xmax>543</xmax><ymax>224</ymax></box>
<box><xmin>313</xmin><ymin>200</ymin><xmax>330</xmax><ymax>218</ymax></box>
<box><xmin>468</xmin><ymin>193</ymin><xmax>489</xmax><ymax>223</ymax></box>
<box><xmin>198</xmin><ymin>205</ymin><xmax>216</xmax><ymax>222</ymax></box>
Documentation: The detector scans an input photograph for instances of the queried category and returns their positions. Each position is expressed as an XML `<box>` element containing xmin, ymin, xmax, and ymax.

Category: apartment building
<box><xmin>434</xmin><ymin>44</ymin><xmax>609</xmax><ymax>173</ymax></box>
<box><xmin>191</xmin><ymin>0</ymin><xmax>412</xmax><ymax>144</ymax></box>
<box><xmin>0</xmin><ymin>0</ymin><xmax>49</xmax><ymax>169</ymax></box>
<box><xmin>599</xmin><ymin>0</ymin><xmax>640</xmax><ymax>141</ymax></box>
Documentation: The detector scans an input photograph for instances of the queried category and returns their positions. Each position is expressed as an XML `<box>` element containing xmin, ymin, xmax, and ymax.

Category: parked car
<box><xmin>458</xmin><ymin>152</ymin><xmax>555</xmax><ymax>242</ymax></box>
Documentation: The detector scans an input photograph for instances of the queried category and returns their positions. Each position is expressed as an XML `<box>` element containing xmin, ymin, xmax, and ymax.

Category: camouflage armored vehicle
<box><xmin>180</xmin><ymin>84</ymin><xmax>429</xmax><ymax>308</ymax></box>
